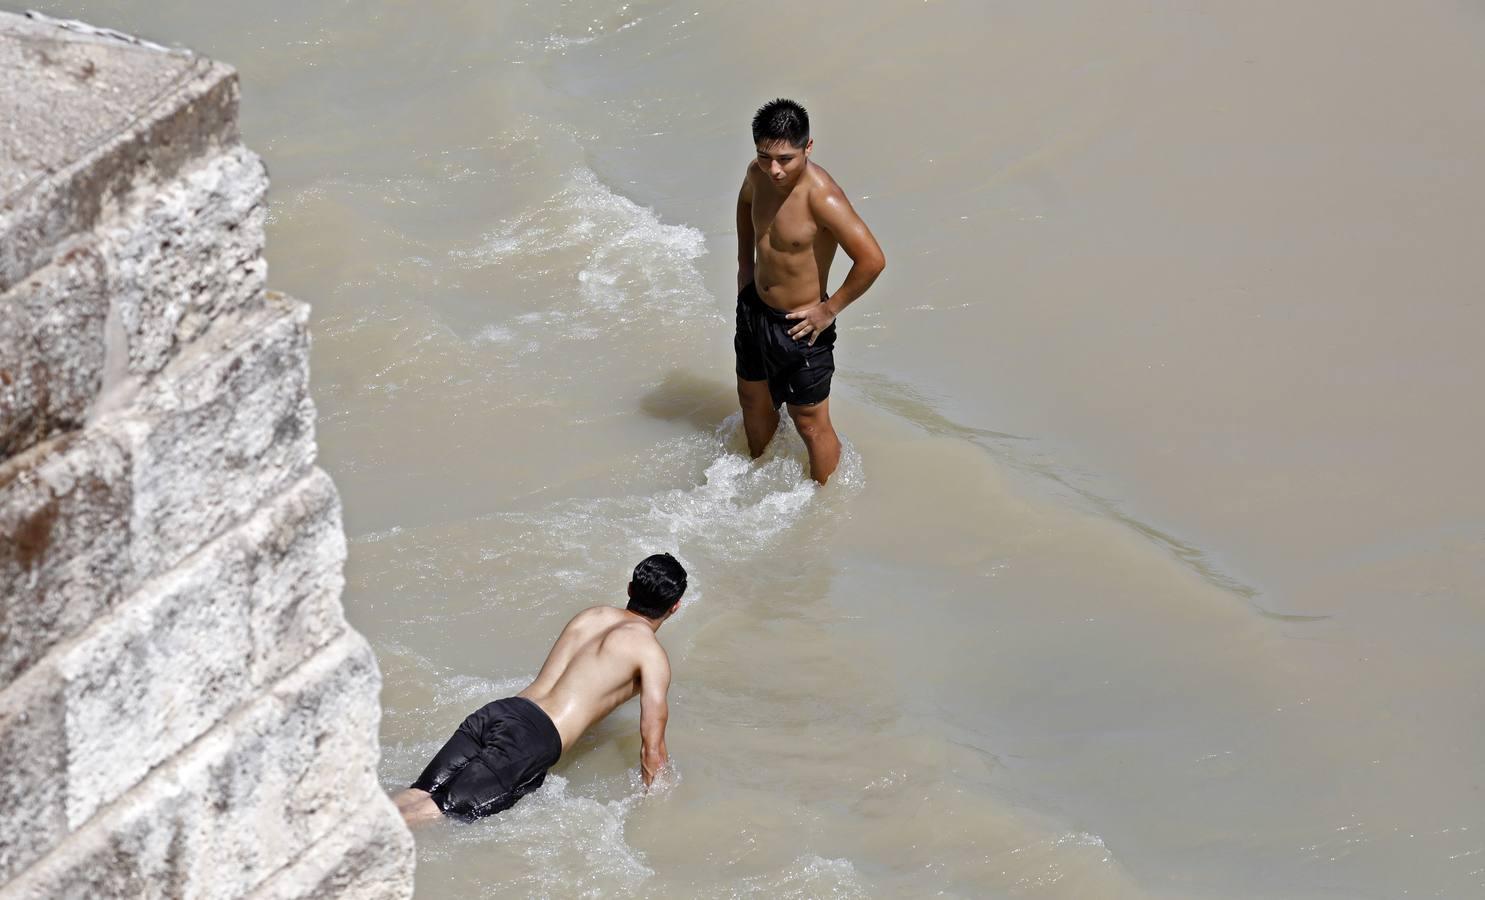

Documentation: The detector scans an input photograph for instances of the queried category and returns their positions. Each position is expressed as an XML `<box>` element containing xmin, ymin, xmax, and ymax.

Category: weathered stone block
<box><xmin>242</xmin><ymin>468</ymin><xmax>349</xmax><ymax>686</ymax></box>
<box><xmin>0</xmin><ymin>296</ymin><xmax>315</xmax><ymax>690</ymax></box>
<box><xmin>0</xmin><ymin>527</ymin><xmax>251</xmax><ymax>876</ymax></box>
<box><xmin>0</xmin><ymin>465</ymin><xmax>369</xmax><ymax>880</ymax></box>
<box><xmin>53</xmin><ymin>533</ymin><xmax>254</xmax><ymax>827</ymax></box>
<box><xmin>0</xmin><ymin>241</ymin><xmax>109</xmax><ymax>457</ymax></box>
<box><xmin>3</xmin><ymin>17</ymin><xmax>405</xmax><ymax>898</ymax></box>
<box><xmin>1</xmin><ymin>145</ymin><xmax>269</xmax><ymax>462</ymax></box>
<box><xmin>0</xmin><ymin>631</ymin><xmax>391</xmax><ymax>900</ymax></box>
<box><xmin>0</xmin><ymin>670</ymin><xmax>66</xmax><ymax>884</ymax></box>
<box><xmin>107</xmin><ymin>144</ymin><xmax>269</xmax><ymax>378</ymax></box>
<box><xmin>1</xmin><ymin>12</ymin><xmax>240</xmax><ymax>296</ymax></box>
<box><xmin>0</xmin><ymin>12</ymin><xmax>205</xmax><ymax>200</ymax></box>
<box><xmin>172</xmin><ymin>631</ymin><xmax>388</xmax><ymax>899</ymax></box>
<box><xmin>0</xmin><ymin>429</ymin><xmax>131</xmax><ymax>687</ymax></box>
<box><xmin>246</xmin><ymin>796</ymin><xmax>414</xmax><ymax>900</ymax></box>
<box><xmin>126</xmin><ymin>295</ymin><xmax>316</xmax><ymax>580</ymax></box>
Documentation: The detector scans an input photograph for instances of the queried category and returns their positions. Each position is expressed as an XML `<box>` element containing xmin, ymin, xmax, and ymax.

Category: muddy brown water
<box><xmin>21</xmin><ymin>1</ymin><xmax>1485</xmax><ymax>895</ymax></box>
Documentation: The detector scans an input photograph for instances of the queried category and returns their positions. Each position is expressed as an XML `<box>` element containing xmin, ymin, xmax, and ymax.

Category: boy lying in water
<box><xmin>394</xmin><ymin>554</ymin><xmax>686</xmax><ymax>824</ymax></box>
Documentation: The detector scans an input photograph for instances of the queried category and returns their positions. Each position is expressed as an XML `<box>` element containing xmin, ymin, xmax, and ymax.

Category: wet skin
<box><xmin>395</xmin><ymin>596</ymin><xmax>677</xmax><ymax>827</ymax></box>
<box><xmin>735</xmin><ymin>137</ymin><xmax>885</xmax><ymax>483</ymax></box>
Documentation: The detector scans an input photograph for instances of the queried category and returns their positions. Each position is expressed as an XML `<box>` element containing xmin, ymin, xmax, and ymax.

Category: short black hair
<box><xmin>627</xmin><ymin>553</ymin><xmax>687</xmax><ymax>619</ymax></box>
<box><xmin>752</xmin><ymin>98</ymin><xmax>809</xmax><ymax>149</ymax></box>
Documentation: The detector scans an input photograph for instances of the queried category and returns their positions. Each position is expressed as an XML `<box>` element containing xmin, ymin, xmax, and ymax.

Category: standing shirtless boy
<box><xmin>735</xmin><ymin>99</ymin><xmax>886</xmax><ymax>483</ymax></box>
<box><xmin>394</xmin><ymin>554</ymin><xmax>686</xmax><ymax>824</ymax></box>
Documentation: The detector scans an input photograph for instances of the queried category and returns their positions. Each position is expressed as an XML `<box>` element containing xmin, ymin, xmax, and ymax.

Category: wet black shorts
<box><xmin>734</xmin><ymin>282</ymin><xmax>836</xmax><ymax>408</ymax></box>
<box><xmin>410</xmin><ymin>697</ymin><xmax>562</xmax><ymax>820</ymax></box>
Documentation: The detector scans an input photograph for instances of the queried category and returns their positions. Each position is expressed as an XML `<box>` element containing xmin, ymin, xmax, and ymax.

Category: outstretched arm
<box><xmin>787</xmin><ymin>186</ymin><xmax>887</xmax><ymax>344</ymax></box>
<box><xmin>638</xmin><ymin>648</ymin><xmax>673</xmax><ymax>788</ymax></box>
<box><xmin>736</xmin><ymin>173</ymin><xmax>756</xmax><ymax>292</ymax></box>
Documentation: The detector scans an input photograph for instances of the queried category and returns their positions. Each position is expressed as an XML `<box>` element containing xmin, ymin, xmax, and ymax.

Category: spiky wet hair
<box><xmin>752</xmin><ymin>98</ymin><xmax>810</xmax><ymax>149</ymax></box>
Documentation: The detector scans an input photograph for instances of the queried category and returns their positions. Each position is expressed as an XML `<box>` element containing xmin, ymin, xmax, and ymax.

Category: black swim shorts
<box><xmin>410</xmin><ymin>696</ymin><xmax>562</xmax><ymax>820</ymax></box>
<box><xmin>734</xmin><ymin>281</ymin><xmax>836</xmax><ymax>408</ymax></box>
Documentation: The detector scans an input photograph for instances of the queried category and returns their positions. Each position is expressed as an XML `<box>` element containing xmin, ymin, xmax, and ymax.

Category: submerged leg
<box><xmin>393</xmin><ymin>788</ymin><xmax>445</xmax><ymax>829</ymax></box>
<box><xmin>787</xmin><ymin>398</ymin><xmax>841</xmax><ymax>484</ymax></box>
<box><xmin>737</xmin><ymin>376</ymin><xmax>780</xmax><ymax>458</ymax></box>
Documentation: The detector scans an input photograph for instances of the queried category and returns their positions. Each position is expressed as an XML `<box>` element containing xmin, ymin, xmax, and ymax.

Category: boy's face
<box><xmin>755</xmin><ymin>138</ymin><xmax>812</xmax><ymax>189</ymax></box>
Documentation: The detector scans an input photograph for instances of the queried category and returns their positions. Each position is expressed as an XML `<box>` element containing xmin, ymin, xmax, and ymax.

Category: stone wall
<box><xmin>0</xmin><ymin>11</ymin><xmax>414</xmax><ymax>897</ymax></box>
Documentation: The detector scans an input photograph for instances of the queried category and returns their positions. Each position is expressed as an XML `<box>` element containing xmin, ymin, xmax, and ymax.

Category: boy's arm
<box><xmin>787</xmin><ymin>184</ymin><xmax>886</xmax><ymax>344</ymax></box>
<box><xmin>736</xmin><ymin>172</ymin><xmax>756</xmax><ymax>291</ymax></box>
<box><xmin>638</xmin><ymin>646</ymin><xmax>673</xmax><ymax>788</ymax></box>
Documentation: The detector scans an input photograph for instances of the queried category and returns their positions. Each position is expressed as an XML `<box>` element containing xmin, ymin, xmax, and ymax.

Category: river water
<box><xmin>22</xmin><ymin>1</ymin><xmax>1485</xmax><ymax>896</ymax></box>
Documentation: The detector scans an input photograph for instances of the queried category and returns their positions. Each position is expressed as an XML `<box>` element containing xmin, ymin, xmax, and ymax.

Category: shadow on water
<box><xmin>845</xmin><ymin>369</ymin><xmax>1330</xmax><ymax>624</ymax></box>
<box><xmin>638</xmin><ymin>369</ymin><xmax>741</xmax><ymax>434</ymax></box>
<box><xmin>633</xmin><ymin>365</ymin><xmax>1327</xmax><ymax>623</ymax></box>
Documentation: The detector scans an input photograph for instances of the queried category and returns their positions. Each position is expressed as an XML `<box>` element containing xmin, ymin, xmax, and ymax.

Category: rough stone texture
<box><xmin>0</xmin><ymin>429</ymin><xmax>132</xmax><ymax>688</ymax></box>
<box><xmin>0</xmin><ymin>242</ymin><xmax>109</xmax><ymax>456</ymax></box>
<box><xmin>108</xmin><ymin>143</ymin><xmax>269</xmax><ymax>378</ymax></box>
<box><xmin>243</xmin><ymin>468</ymin><xmax>350</xmax><ymax>686</ymax></box>
<box><xmin>0</xmin><ymin>142</ymin><xmax>269</xmax><ymax>458</ymax></box>
<box><xmin>54</xmin><ymin>528</ymin><xmax>254</xmax><ymax>829</ymax></box>
<box><xmin>0</xmin><ymin>665</ymin><xmax>67</xmax><ymax>884</ymax></box>
<box><xmin>0</xmin><ymin>296</ymin><xmax>313</xmax><ymax>690</ymax></box>
<box><xmin>0</xmin><ymin>13</ymin><xmax>194</xmax><ymax>198</ymax></box>
<box><xmin>124</xmin><ymin>295</ymin><xmax>317</xmax><ymax>580</ymax></box>
<box><xmin>247</xmin><ymin>796</ymin><xmax>415</xmax><ymax>900</ymax></box>
<box><xmin>0</xmin><ymin>472</ymin><xmax>371</xmax><ymax>881</ymax></box>
<box><xmin>0</xmin><ymin>12</ymin><xmax>239</xmax><ymax>295</ymax></box>
<box><xmin>0</xmin><ymin>633</ymin><xmax>401</xmax><ymax>900</ymax></box>
<box><xmin>0</xmin><ymin>11</ymin><xmax>414</xmax><ymax>898</ymax></box>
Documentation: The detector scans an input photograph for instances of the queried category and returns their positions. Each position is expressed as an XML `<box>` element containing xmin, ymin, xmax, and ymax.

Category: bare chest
<box><xmin>752</xmin><ymin>188</ymin><xmax>818</xmax><ymax>253</ymax></box>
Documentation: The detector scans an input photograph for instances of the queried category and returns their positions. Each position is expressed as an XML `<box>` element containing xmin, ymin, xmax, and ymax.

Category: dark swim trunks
<box><xmin>410</xmin><ymin>696</ymin><xmax>562</xmax><ymax>820</ymax></box>
<box><xmin>734</xmin><ymin>281</ymin><xmax>837</xmax><ymax>408</ymax></box>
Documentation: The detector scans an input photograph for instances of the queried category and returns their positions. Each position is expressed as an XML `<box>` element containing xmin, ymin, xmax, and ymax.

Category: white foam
<box><xmin>486</xmin><ymin>414</ymin><xmax>862</xmax><ymax>590</ymax></box>
<box><xmin>732</xmin><ymin>854</ymin><xmax>868</xmax><ymax>898</ymax></box>
<box><xmin>421</xmin><ymin>771</ymin><xmax>656</xmax><ymax>894</ymax></box>
<box><xmin>1053</xmin><ymin>830</ymin><xmax>1112</xmax><ymax>861</ymax></box>
<box><xmin>361</xmin><ymin>412</ymin><xmax>863</xmax><ymax>632</ymax></box>
<box><xmin>450</xmin><ymin>168</ymin><xmax>707</xmax><ymax>315</ymax></box>
<box><xmin>518</xmin><ymin>6</ymin><xmax>645</xmax><ymax>55</ymax></box>
<box><xmin>375</xmin><ymin>416</ymin><xmax>864</xmax><ymax>786</ymax></box>
<box><xmin>440</xmin><ymin>673</ymin><xmax>531</xmax><ymax>708</ymax></box>
<box><xmin>443</xmin><ymin>167</ymin><xmax>717</xmax><ymax>404</ymax></box>
<box><xmin>475</xmin><ymin>324</ymin><xmax>515</xmax><ymax>343</ymax></box>
<box><xmin>352</xmin><ymin>524</ymin><xmax>405</xmax><ymax>545</ymax></box>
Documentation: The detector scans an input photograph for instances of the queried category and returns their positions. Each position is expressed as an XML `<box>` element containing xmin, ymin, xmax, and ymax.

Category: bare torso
<box><xmin>517</xmin><ymin>606</ymin><xmax>668</xmax><ymax>752</ymax></box>
<box><xmin>747</xmin><ymin>160</ymin><xmax>840</xmax><ymax>311</ymax></box>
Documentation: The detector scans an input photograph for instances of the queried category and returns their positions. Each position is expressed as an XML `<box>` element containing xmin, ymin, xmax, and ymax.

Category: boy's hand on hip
<box><xmin>786</xmin><ymin>302</ymin><xmax>836</xmax><ymax>345</ymax></box>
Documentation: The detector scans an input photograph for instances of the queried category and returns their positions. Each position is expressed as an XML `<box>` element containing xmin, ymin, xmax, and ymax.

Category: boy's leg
<box><xmin>787</xmin><ymin>398</ymin><xmax>840</xmax><ymax>484</ymax></box>
<box><xmin>738</xmin><ymin>377</ymin><xmax>780</xmax><ymax>458</ymax></box>
<box><xmin>393</xmin><ymin>788</ymin><xmax>445</xmax><ymax>828</ymax></box>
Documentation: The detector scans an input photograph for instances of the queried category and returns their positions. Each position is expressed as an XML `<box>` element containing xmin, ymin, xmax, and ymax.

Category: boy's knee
<box><xmin>742</xmin><ymin>401</ymin><xmax>779</xmax><ymax>421</ymax></box>
<box><xmin>789</xmin><ymin>411</ymin><xmax>833</xmax><ymax>442</ymax></box>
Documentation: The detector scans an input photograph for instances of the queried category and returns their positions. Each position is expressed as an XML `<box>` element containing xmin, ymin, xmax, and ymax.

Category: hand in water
<box><xmin>639</xmin><ymin>760</ymin><xmax>679</xmax><ymax>795</ymax></box>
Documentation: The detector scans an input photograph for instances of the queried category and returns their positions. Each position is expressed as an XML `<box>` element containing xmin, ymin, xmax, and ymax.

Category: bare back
<box><xmin>518</xmin><ymin>606</ymin><xmax>670</xmax><ymax>752</ymax></box>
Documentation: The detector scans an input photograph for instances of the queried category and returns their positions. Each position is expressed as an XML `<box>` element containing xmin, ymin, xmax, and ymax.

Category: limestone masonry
<box><xmin>0</xmin><ymin>11</ymin><xmax>414</xmax><ymax>897</ymax></box>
